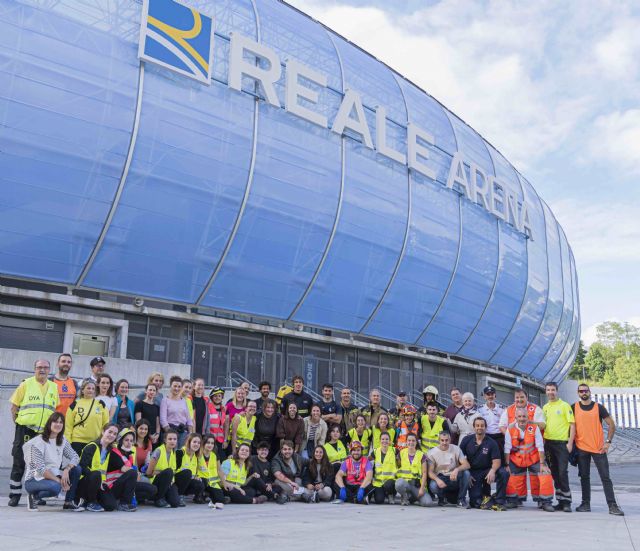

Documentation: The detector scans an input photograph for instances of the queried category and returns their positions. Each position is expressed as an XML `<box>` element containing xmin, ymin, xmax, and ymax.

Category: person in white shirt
<box><xmin>452</xmin><ymin>393</ymin><xmax>481</xmax><ymax>441</ymax></box>
<box><xmin>477</xmin><ymin>385</ymin><xmax>506</xmax><ymax>456</ymax></box>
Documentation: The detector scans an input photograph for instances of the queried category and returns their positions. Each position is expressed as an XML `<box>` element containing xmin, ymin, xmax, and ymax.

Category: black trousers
<box><xmin>545</xmin><ymin>440</ymin><xmax>572</xmax><ymax>504</ymax></box>
<box><xmin>468</xmin><ymin>467</ymin><xmax>508</xmax><ymax>506</ymax></box>
<box><xmin>249</xmin><ymin>477</ymin><xmax>277</xmax><ymax>500</ymax></box>
<box><xmin>99</xmin><ymin>470</ymin><xmax>137</xmax><ymax>511</ymax></box>
<box><xmin>152</xmin><ymin>469</ymin><xmax>180</xmax><ymax>507</ymax></box>
<box><xmin>577</xmin><ymin>448</ymin><xmax>617</xmax><ymax>505</ymax></box>
<box><xmin>135</xmin><ymin>481</ymin><xmax>158</xmax><ymax>502</ymax></box>
<box><xmin>342</xmin><ymin>483</ymin><xmax>372</xmax><ymax>503</ymax></box>
<box><xmin>175</xmin><ymin>470</ymin><xmax>204</xmax><ymax>497</ymax></box>
<box><xmin>71</xmin><ymin>441</ymin><xmax>86</xmax><ymax>456</ymax></box>
<box><xmin>371</xmin><ymin>480</ymin><xmax>395</xmax><ymax>504</ymax></box>
<box><xmin>204</xmin><ymin>483</ymin><xmax>225</xmax><ymax>503</ymax></box>
<box><xmin>10</xmin><ymin>424</ymin><xmax>37</xmax><ymax>497</ymax></box>
<box><xmin>224</xmin><ymin>477</ymin><xmax>265</xmax><ymax>504</ymax></box>
<box><xmin>487</xmin><ymin>433</ymin><xmax>505</xmax><ymax>464</ymax></box>
<box><xmin>77</xmin><ymin>471</ymin><xmax>102</xmax><ymax>503</ymax></box>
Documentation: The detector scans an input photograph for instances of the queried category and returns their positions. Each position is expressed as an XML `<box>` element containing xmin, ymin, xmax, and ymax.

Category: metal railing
<box><xmin>332</xmin><ymin>381</ymin><xmax>368</xmax><ymax>408</ymax></box>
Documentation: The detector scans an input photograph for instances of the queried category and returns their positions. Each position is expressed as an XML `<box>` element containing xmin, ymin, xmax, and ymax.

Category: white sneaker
<box><xmin>214</xmin><ymin>502</ymin><xmax>224</xmax><ymax>509</ymax></box>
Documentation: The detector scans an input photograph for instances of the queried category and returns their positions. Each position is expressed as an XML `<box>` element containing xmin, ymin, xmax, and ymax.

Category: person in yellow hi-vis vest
<box><xmin>8</xmin><ymin>359</ymin><xmax>58</xmax><ymax>507</ymax></box>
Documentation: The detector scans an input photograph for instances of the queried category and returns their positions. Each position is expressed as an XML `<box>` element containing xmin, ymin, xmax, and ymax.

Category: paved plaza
<box><xmin>0</xmin><ymin>464</ymin><xmax>638</xmax><ymax>550</ymax></box>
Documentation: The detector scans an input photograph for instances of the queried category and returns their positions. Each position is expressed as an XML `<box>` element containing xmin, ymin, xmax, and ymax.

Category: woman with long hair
<box><xmin>372</xmin><ymin>412</ymin><xmax>395</xmax><ymax>453</ymax></box>
<box><xmin>301</xmin><ymin>445</ymin><xmax>333</xmax><ymax>502</ymax></box>
<box><xmin>347</xmin><ymin>414</ymin><xmax>372</xmax><ymax>456</ymax></box>
<box><xmin>231</xmin><ymin>400</ymin><xmax>257</xmax><ymax>455</ymax></box>
<box><xmin>276</xmin><ymin>402</ymin><xmax>304</xmax><ymax>453</ymax></box>
<box><xmin>371</xmin><ymin>431</ymin><xmax>397</xmax><ymax>504</ymax></box>
<box><xmin>22</xmin><ymin>412</ymin><xmax>82</xmax><ymax>511</ymax></box>
<box><xmin>302</xmin><ymin>405</ymin><xmax>328</xmax><ymax>459</ymax></box>
<box><xmin>134</xmin><ymin>383</ymin><xmax>161</xmax><ymax>446</ymax></box>
<box><xmin>112</xmin><ymin>379</ymin><xmax>135</xmax><ymax>428</ymax></box>
<box><xmin>65</xmin><ymin>380</ymin><xmax>110</xmax><ymax>455</ymax></box>
<box><xmin>159</xmin><ymin>375</ymin><xmax>193</xmax><ymax>448</ymax></box>
<box><xmin>134</xmin><ymin>419</ymin><xmax>153</xmax><ymax>470</ymax></box>
<box><xmin>96</xmin><ymin>373</ymin><xmax>117</xmax><ymax>418</ymax></box>
<box><xmin>324</xmin><ymin>424</ymin><xmax>348</xmax><ymax>475</ymax></box>
<box><xmin>136</xmin><ymin>372</ymin><xmax>164</xmax><ymax>406</ymax></box>
<box><xmin>146</xmin><ymin>429</ymin><xmax>180</xmax><ymax>508</ymax></box>
<box><xmin>254</xmin><ymin>399</ymin><xmax>279</xmax><ymax>459</ymax></box>
<box><xmin>175</xmin><ymin>433</ymin><xmax>206</xmax><ymax>505</ymax></box>
<box><xmin>221</xmin><ymin>443</ymin><xmax>267</xmax><ymax>504</ymax></box>
<box><xmin>199</xmin><ymin>434</ymin><xmax>226</xmax><ymax>509</ymax></box>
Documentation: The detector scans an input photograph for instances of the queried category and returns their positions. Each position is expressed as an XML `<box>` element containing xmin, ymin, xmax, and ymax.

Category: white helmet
<box><xmin>422</xmin><ymin>385</ymin><xmax>439</xmax><ymax>396</ymax></box>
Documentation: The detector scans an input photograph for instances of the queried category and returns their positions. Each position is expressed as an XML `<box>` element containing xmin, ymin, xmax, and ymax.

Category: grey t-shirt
<box><xmin>427</xmin><ymin>444</ymin><xmax>466</xmax><ymax>475</ymax></box>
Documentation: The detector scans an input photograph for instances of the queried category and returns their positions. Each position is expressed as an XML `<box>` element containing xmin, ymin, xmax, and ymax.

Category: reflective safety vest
<box><xmin>150</xmin><ymin>445</ymin><xmax>176</xmax><ymax>483</ymax></box>
<box><xmin>207</xmin><ymin>402</ymin><xmax>226</xmax><ymax>443</ymax></box>
<box><xmin>105</xmin><ymin>448</ymin><xmax>136</xmax><ymax>488</ymax></box>
<box><xmin>344</xmin><ymin>456</ymin><xmax>369</xmax><ymax>485</ymax></box>
<box><xmin>420</xmin><ymin>416</ymin><xmax>445</xmax><ymax>451</ymax></box>
<box><xmin>506</xmin><ymin>403</ymin><xmax>538</xmax><ymax>424</ymax></box>
<box><xmin>372</xmin><ymin>427</ymin><xmax>395</xmax><ymax>451</ymax></box>
<box><xmin>82</xmin><ymin>441</ymin><xmax>110</xmax><ymax>483</ymax></box>
<box><xmin>395</xmin><ymin>420</ymin><xmax>419</xmax><ymax>450</ymax></box>
<box><xmin>178</xmin><ymin>448</ymin><xmax>199</xmax><ymax>476</ymax></box>
<box><xmin>15</xmin><ymin>377</ymin><xmax>58</xmax><ymax>433</ymax></box>
<box><xmin>348</xmin><ymin>428</ymin><xmax>372</xmax><ymax>455</ymax></box>
<box><xmin>53</xmin><ymin>377</ymin><xmax>77</xmax><ymax>415</ymax></box>
<box><xmin>372</xmin><ymin>448</ymin><xmax>397</xmax><ymax>487</ymax></box>
<box><xmin>186</xmin><ymin>398</ymin><xmax>194</xmax><ymax>424</ymax></box>
<box><xmin>225</xmin><ymin>459</ymin><xmax>247</xmax><ymax>485</ymax></box>
<box><xmin>198</xmin><ymin>453</ymin><xmax>221</xmax><ymax>488</ymax></box>
<box><xmin>236</xmin><ymin>415</ymin><xmax>256</xmax><ymax>446</ymax></box>
<box><xmin>508</xmin><ymin>423</ymin><xmax>541</xmax><ymax>468</ymax></box>
<box><xmin>324</xmin><ymin>441</ymin><xmax>347</xmax><ymax>464</ymax></box>
<box><xmin>397</xmin><ymin>448</ymin><xmax>424</xmax><ymax>481</ymax></box>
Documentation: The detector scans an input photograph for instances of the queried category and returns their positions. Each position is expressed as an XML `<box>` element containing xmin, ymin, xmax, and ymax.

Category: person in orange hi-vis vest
<box><xmin>504</xmin><ymin>408</ymin><xmax>554</xmax><ymax>511</ymax></box>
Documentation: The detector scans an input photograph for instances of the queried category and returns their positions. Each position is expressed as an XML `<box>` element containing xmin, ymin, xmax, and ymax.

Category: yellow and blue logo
<box><xmin>139</xmin><ymin>0</ymin><xmax>213</xmax><ymax>84</ymax></box>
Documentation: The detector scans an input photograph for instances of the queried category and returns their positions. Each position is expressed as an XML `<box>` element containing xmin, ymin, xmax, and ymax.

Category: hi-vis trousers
<box><xmin>506</xmin><ymin>460</ymin><xmax>554</xmax><ymax>503</ymax></box>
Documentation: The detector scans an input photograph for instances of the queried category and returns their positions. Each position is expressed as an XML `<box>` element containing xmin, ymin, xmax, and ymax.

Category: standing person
<box><xmin>371</xmin><ymin>432</ymin><xmax>397</xmax><ymax>504</ymax></box>
<box><xmin>361</xmin><ymin>389</ymin><xmax>387</xmax><ymax>428</ymax></box>
<box><xmin>324</xmin><ymin>425</ymin><xmax>348</xmax><ymax>475</ymax></box>
<box><xmin>133</xmin><ymin>419</ymin><xmax>153</xmax><ymax>470</ymax></box>
<box><xmin>82</xmin><ymin>356</ymin><xmax>106</xmax><ymax>386</ymax></box>
<box><xmin>271</xmin><ymin>440</ymin><xmax>306</xmax><ymax>502</ymax></box>
<box><xmin>52</xmin><ymin>353</ymin><xmax>77</xmax><ymax>415</ymax></box>
<box><xmin>334</xmin><ymin>441</ymin><xmax>373</xmax><ymax>504</ymax></box>
<box><xmin>395</xmin><ymin>433</ymin><xmax>429</xmax><ymax>506</ymax></box>
<box><xmin>225</xmin><ymin>386</ymin><xmax>247</xmax><ymax>434</ymax></box>
<box><xmin>221</xmin><ymin>443</ymin><xmax>268</xmax><ymax>504</ymax></box>
<box><xmin>191</xmin><ymin>378</ymin><xmax>209</xmax><ymax>435</ymax></box>
<box><xmin>388</xmin><ymin>391</ymin><xmax>408</xmax><ymax>426</ymax></box>
<box><xmin>65</xmin><ymin>380</ymin><xmax>110</xmax><ymax>455</ymax></box>
<box><xmin>459</xmin><ymin>417</ymin><xmax>508</xmax><ymax>511</ymax></box>
<box><xmin>301</xmin><ymin>445</ymin><xmax>334</xmax><ymax>502</ymax></box>
<box><xmin>477</xmin><ymin>385</ymin><xmax>505</xmax><ymax>457</ymax></box>
<box><xmin>427</xmin><ymin>432</ymin><xmax>471</xmax><ymax>508</ymax></box>
<box><xmin>444</xmin><ymin>387</ymin><xmax>464</xmax><ymax>444</ymax></box>
<box><xmin>347</xmin><ymin>414</ymin><xmax>372</xmax><ymax>456</ymax></box>
<box><xmin>504</xmin><ymin>408</ymin><xmax>554</xmax><ymax>511</ymax></box>
<box><xmin>181</xmin><ymin>379</ymin><xmax>194</xmax><ymax>425</ymax></box>
<box><xmin>420</xmin><ymin>403</ymin><xmax>453</xmax><ymax>452</ymax></box>
<box><xmin>8</xmin><ymin>359</ymin><xmax>58</xmax><ymax>507</ymax></box>
<box><xmin>250</xmin><ymin>441</ymin><xmax>286</xmax><ymax>504</ymax></box>
<box><xmin>231</xmin><ymin>400</ymin><xmax>257</xmax><ymax>455</ymax></box>
<box><xmin>22</xmin><ymin>412</ymin><xmax>83</xmax><ymax>512</ymax></box>
<box><xmin>371</xmin><ymin>412</ymin><xmax>396</xmax><ymax>452</ymax></box>
<box><xmin>395</xmin><ymin>405</ymin><xmax>419</xmax><ymax>451</ymax></box>
<box><xmin>542</xmin><ymin>381</ymin><xmax>575</xmax><ymax>512</ymax></box>
<box><xmin>572</xmin><ymin>383</ymin><xmax>624</xmax><ymax>515</ymax></box>
<box><xmin>160</xmin><ymin>376</ymin><xmax>193</xmax><ymax>448</ymax></box>
<box><xmin>112</xmin><ymin>379</ymin><xmax>135</xmax><ymax>428</ymax></box>
<box><xmin>277</xmin><ymin>403</ymin><xmax>305</xmax><ymax>453</ymax></box>
<box><xmin>254</xmin><ymin>399</ymin><xmax>279</xmax><ymax>459</ymax></box>
<box><xmin>136</xmin><ymin>372</ymin><xmax>164</xmax><ymax>406</ymax></box>
<box><xmin>419</xmin><ymin>385</ymin><xmax>445</xmax><ymax>416</ymax></box>
<box><xmin>303</xmin><ymin>405</ymin><xmax>328</xmax><ymax>459</ymax></box>
<box><xmin>337</xmin><ymin>387</ymin><xmax>360</xmax><ymax>439</ymax></box>
<box><xmin>255</xmin><ymin>381</ymin><xmax>272</xmax><ymax>415</ymax></box>
<box><xmin>499</xmin><ymin>388</ymin><xmax>546</xmax><ymax>433</ymax></box>
<box><xmin>146</xmin><ymin>429</ymin><xmax>180</xmax><ymax>508</ymax></box>
<box><xmin>96</xmin><ymin>373</ymin><xmax>117</xmax><ymax>419</ymax></box>
<box><xmin>206</xmin><ymin>387</ymin><xmax>228</xmax><ymax>458</ymax></box>
<box><xmin>175</xmin><ymin>433</ymin><xmax>205</xmax><ymax>505</ymax></box>
<box><xmin>319</xmin><ymin>383</ymin><xmax>341</xmax><ymax>426</ymax></box>
<box><xmin>134</xmin><ymin>384</ymin><xmax>161</xmax><ymax>446</ymax></box>
<box><xmin>452</xmin><ymin>393</ymin><xmax>481</xmax><ymax>441</ymax></box>
<box><xmin>280</xmin><ymin>375</ymin><xmax>314</xmax><ymax>418</ymax></box>
<box><xmin>199</xmin><ymin>434</ymin><xmax>226</xmax><ymax>509</ymax></box>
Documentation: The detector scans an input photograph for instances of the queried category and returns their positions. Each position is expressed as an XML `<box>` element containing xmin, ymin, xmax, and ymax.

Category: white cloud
<box><xmin>587</xmin><ymin>109</ymin><xmax>640</xmax><ymax>175</ymax></box>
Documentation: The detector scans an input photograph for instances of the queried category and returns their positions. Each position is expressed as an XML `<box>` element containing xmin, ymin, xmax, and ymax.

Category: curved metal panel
<box><xmin>490</xmin><ymin>175</ymin><xmax>548</xmax><ymax>368</ymax></box>
<box><xmin>202</xmin><ymin>0</ymin><xmax>343</xmax><ymax>317</ymax></box>
<box><xmin>459</xmin><ymin>146</ymin><xmax>528</xmax><ymax>360</ymax></box>
<box><xmin>0</xmin><ymin>1</ymin><xmax>139</xmax><ymax>283</ymax></box>
<box><xmin>84</xmin><ymin>0</ymin><xmax>258</xmax><ymax>302</ymax></box>
<box><xmin>292</xmin><ymin>33</ymin><xmax>408</xmax><ymax>331</ymax></box>
<box><xmin>531</xmin><ymin>224</ymin><xmax>574</xmax><ymax>378</ymax></box>
<box><xmin>416</xmin><ymin>112</ymin><xmax>499</xmax><ymax>352</ymax></box>
<box><xmin>514</xmin><ymin>200</ymin><xmax>564</xmax><ymax>374</ymax></box>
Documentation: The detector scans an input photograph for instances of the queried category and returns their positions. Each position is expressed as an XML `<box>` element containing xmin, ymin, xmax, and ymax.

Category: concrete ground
<box><xmin>0</xmin><ymin>464</ymin><xmax>638</xmax><ymax>551</ymax></box>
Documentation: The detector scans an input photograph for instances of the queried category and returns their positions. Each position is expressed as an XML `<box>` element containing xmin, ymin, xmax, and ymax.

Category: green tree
<box><xmin>568</xmin><ymin>340</ymin><xmax>587</xmax><ymax>379</ymax></box>
<box><xmin>602</xmin><ymin>356</ymin><xmax>640</xmax><ymax>387</ymax></box>
<box><xmin>583</xmin><ymin>342</ymin><xmax>616</xmax><ymax>381</ymax></box>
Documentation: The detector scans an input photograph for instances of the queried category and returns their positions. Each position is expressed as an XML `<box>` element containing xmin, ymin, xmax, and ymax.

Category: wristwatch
<box><xmin>605</xmin><ymin>439</ymin><xmax>612</xmax><ymax>444</ymax></box>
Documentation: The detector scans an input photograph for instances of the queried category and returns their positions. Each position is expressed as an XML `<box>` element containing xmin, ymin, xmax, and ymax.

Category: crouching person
<box><xmin>22</xmin><ymin>412</ymin><xmax>82</xmax><ymax>512</ymax></box>
<box><xmin>271</xmin><ymin>440</ymin><xmax>306</xmax><ymax>502</ymax></box>
<box><xmin>147</xmin><ymin>429</ymin><xmax>180</xmax><ymax>508</ymax></box>
<box><xmin>395</xmin><ymin>433</ymin><xmax>429</xmax><ymax>506</ymax></box>
<box><xmin>335</xmin><ymin>441</ymin><xmax>373</xmax><ymax>504</ymax></box>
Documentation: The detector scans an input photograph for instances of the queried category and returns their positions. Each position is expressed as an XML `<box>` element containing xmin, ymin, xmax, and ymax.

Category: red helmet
<box><xmin>402</xmin><ymin>404</ymin><xmax>417</xmax><ymax>416</ymax></box>
<box><xmin>349</xmin><ymin>440</ymin><xmax>363</xmax><ymax>451</ymax></box>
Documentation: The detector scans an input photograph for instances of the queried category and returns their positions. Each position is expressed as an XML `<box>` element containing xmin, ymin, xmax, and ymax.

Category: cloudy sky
<box><xmin>288</xmin><ymin>0</ymin><xmax>640</xmax><ymax>346</ymax></box>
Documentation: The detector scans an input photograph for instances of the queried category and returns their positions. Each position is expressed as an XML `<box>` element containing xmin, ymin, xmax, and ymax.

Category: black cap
<box><xmin>483</xmin><ymin>385</ymin><xmax>496</xmax><ymax>394</ymax></box>
<box><xmin>397</xmin><ymin>391</ymin><xmax>407</xmax><ymax>396</ymax></box>
<box><xmin>90</xmin><ymin>356</ymin><xmax>106</xmax><ymax>366</ymax></box>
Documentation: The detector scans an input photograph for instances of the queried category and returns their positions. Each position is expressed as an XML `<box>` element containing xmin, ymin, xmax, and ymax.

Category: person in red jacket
<box><xmin>334</xmin><ymin>441</ymin><xmax>373</xmax><ymax>504</ymax></box>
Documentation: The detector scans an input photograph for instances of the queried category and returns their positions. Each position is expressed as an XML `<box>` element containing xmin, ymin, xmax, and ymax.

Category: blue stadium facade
<box><xmin>0</xmin><ymin>0</ymin><xmax>580</xmax><ymax>394</ymax></box>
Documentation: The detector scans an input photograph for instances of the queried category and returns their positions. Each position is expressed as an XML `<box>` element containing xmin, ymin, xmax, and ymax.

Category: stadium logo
<box><xmin>139</xmin><ymin>0</ymin><xmax>213</xmax><ymax>84</ymax></box>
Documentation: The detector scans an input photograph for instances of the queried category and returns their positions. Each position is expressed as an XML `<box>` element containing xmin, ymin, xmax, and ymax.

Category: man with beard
<box><xmin>52</xmin><ymin>353</ymin><xmax>77</xmax><ymax>415</ymax></box>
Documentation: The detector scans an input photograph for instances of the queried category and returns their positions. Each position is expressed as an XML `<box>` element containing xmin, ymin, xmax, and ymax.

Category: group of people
<box><xmin>8</xmin><ymin>353</ymin><xmax>624</xmax><ymax>516</ymax></box>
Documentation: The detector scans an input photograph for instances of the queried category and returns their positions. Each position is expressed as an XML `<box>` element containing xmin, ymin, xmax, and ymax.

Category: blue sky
<box><xmin>289</xmin><ymin>0</ymin><xmax>640</xmax><ymax>345</ymax></box>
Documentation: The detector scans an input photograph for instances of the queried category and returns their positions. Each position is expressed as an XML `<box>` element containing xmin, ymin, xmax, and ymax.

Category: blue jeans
<box><xmin>429</xmin><ymin>470</ymin><xmax>471</xmax><ymax>502</ymax></box>
<box><xmin>25</xmin><ymin>465</ymin><xmax>81</xmax><ymax>502</ymax></box>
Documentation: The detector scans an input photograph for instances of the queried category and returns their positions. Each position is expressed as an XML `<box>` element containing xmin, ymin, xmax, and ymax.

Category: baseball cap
<box><xmin>90</xmin><ymin>356</ymin><xmax>106</xmax><ymax>366</ymax></box>
<box><xmin>483</xmin><ymin>385</ymin><xmax>496</xmax><ymax>394</ymax></box>
<box><xmin>398</xmin><ymin>390</ymin><xmax>407</xmax><ymax>396</ymax></box>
